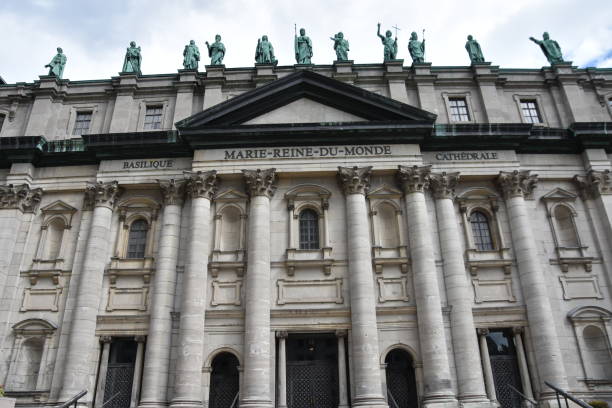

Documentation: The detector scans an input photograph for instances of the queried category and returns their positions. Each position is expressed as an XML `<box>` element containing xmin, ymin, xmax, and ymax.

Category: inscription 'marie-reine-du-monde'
<box><xmin>223</xmin><ymin>145</ymin><xmax>393</xmax><ymax>160</ymax></box>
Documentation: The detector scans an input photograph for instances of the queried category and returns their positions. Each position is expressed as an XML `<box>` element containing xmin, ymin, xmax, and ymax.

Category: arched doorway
<box><xmin>209</xmin><ymin>352</ymin><xmax>239</xmax><ymax>408</ymax></box>
<box><xmin>385</xmin><ymin>349</ymin><xmax>418</xmax><ymax>408</ymax></box>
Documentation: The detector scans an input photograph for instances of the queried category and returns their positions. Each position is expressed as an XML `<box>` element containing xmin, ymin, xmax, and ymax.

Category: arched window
<box><xmin>583</xmin><ymin>325</ymin><xmax>612</xmax><ymax>379</ymax></box>
<box><xmin>554</xmin><ymin>206</ymin><xmax>579</xmax><ymax>247</ymax></box>
<box><xmin>299</xmin><ymin>209</ymin><xmax>319</xmax><ymax>250</ymax></box>
<box><xmin>209</xmin><ymin>352</ymin><xmax>240</xmax><ymax>408</ymax></box>
<box><xmin>385</xmin><ymin>349</ymin><xmax>418</xmax><ymax>408</ymax></box>
<box><xmin>16</xmin><ymin>338</ymin><xmax>44</xmax><ymax>390</ymax></box>
<box><xmin>377</xmin><ymin>202</ymin><xmax>400</xmax><ymax>248</ymax></box>
<box><xmin>127</xmin><ymin>219</ymin><xmax>148</xmax><ymax>258</ymax></box>
<box><xmin>470</xmin><ymin>211</ymin><xmax>494</xmax><ymax>251</ymax></box>
<box><xmin>45</xmin><ymin>218</ymin><xmax>65</xmax><ymax>259</ymax></box>
<box><xmin>220</xmin><ymin>206</ymin><xmax>241</xmax><ymax>251</ymax></box>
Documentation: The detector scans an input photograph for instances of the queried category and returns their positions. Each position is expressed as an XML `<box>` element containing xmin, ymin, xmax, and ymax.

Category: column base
<box><xmin>169</xmin><ymin>398</ymin><xmax>203</xmax><ymax>408</ymax></box>
<box><xmin>459</xmin><ymin>399</ymin><xmax>497</xmax><ymax>408</ymax></box>
<box><xmin>139</xmin><ymin>400</ymin><xmax>168</xmax><ymax>408</ymax></box>
<box><xmin>352</xmin><ymin>394</ymin><xmax>389</xmax><ymax>407</ymax></box>
<box><xmin>422</xmin><ymin>395</ymin><xmax>459</xmax><ymax>408</ymax></box>
<box><xmin>239</xmin><ymin>398</ymin><xmax>273</xmax><ymax>408</ymax></box>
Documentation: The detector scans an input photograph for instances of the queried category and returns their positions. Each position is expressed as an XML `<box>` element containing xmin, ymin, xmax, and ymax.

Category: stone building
<box><xmin>0</xmin><ymin>60</ymin><xmax>611</xmax><ymax>408</ymax></box>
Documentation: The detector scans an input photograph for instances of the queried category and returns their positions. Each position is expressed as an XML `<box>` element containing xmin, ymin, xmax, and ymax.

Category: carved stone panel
<box><xmin>277</xmin><ymin>279</ymin><xmax>343</xmax><ymax>305</ymax></box>
<box><xmin>21</xmin><ymin>288</ymin><xmax>62</xmax><ymax>312</ymax></box>
<box><xmin>472</xmin><ymin>278</ymin><xmax>516</xmax><ymax>303</ymax></box>
<box><xmin>211</xmin><ymin>279</ymin><xmax>242</xmax><ymax>306</ymax></box>
<box><xmin>107</xmin><ymin>287</ymin><xmax>148</xmax><ymax>311</ymax></box>
<box><xmin>377</xmin><ymin>277</ymin><xmax>410</xmax><ymax>303</ymax></box>
<box><xmin>559</xmin><ymin>276</ymin><xmax>603</xmax><ymax>300</ymax></box>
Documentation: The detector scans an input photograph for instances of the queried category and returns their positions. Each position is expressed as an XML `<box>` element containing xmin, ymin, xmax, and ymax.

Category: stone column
<box><xmin>94</xmin><ymin>336</ymin><xmax>113</xmax><ymax>408</ymax></box>
<box><xmin>430</xmin><ymin>172</ymin><xmax>488</xmax><ymax>407</ymax></box>
<box><xmin>337</xmin><ymin>166</ymin><xmax>387</xmax><ymax>408</ymax></box>
<box><xmin>496</xmin><ymin>171</ymin><xmax>568</xmax><ymax>392</ymax></box>
<box><xmin>140</xmin><ymin>180</ymin><xmax>185</xmax><ymax>408</ymax></box>
<box><xmin>171</xmin><ymin>171</ymin><xmax>218</xmax><ymax>408</ymax></box>
<box><xmin>396</xmin><ymin>166</ymin><xmax>456</xmax><ymax>407</ymax></box>
<box><xmin>240</xmin><ymin>168</ymin><xmax>277</xmax><ymax>408</ymax></box>
<box><xmin>336</xmin><ymin>330</ymin><xmax>349</xmax><ymax>408</ymax></box>
<box><xmin>60</xmin><ymin>181</ymin><xmax>121</xmax><ymax>401</ymax></box>
<box><xmin>512</xmin><ymin>327</ymin><xmax>534</xmax><ymax>401</ymax></box>
<box><xmin>130</xmin><ymin>336</ymin><xmax>146</xmax><ymax>408</ymax></box>
<box><xmin>277</xmin><ymin>331</ymin><xmax>287</xmax><ymax>408</ymax></box>
<box><xmin>477</xmin><ymin>329</ymin><xmax>496</xmax><ymax>402</ymax></box>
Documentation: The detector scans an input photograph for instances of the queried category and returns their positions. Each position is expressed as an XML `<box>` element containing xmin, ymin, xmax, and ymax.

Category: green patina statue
<box><xmin>255</xmin><ymin>35</ymin><xmax>277</xmax><ymax>65</ymax></box>
<box><xmin>294</xmin><ymin>27</ymin><xmax>313</xmax><ymax>64</ymax></box>
<box><xmin>529</xmin><ymin>32</ymin><xmax>564</xmax><ymax>64</ymax></box>
<box><xmin>183</xmin><ymin>40</ymin><xmax>200</xmax><ymax>70</ymax></box>
<box><xmin>330</xmin><ymin>32</ymin><xmax>350</xmax><ymax>61</ymax></box>
<box><xmin>122</xmin><ymin>41</ymin><xmax>142</xmax><ymax>74</ymax></box>
<box><xmin>206</xmin><ymin>35</ymin><xmax>226</xmax><ymax>65</ymax></box>
<box><xmin>45</xmin><ymin>47</ymin><xmax>67</xmax><ymax>78</ymax></box>
<box><xmin>377</xmin><ymin>23</ymin><xmax>398</xmax><ymax>61</ymax></box>
<box><xmin>408</xmin><ymin>31</ymin><xmax>425</xmax><ymax>63</ymax></box>
<box><xmin>465</xmin><ymin>35</ymin><xmax>485</xmax><ymax>63</ymax></box>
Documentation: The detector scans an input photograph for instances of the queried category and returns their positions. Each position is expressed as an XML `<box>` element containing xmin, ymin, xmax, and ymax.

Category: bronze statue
<box><xmin>408</xmin><ymin>31</ymin><xmax>425</xmax><ymax>63</ymax></box>
<box><xmin>530</xmin><ymin>32</ymin><xmax>564</xmax><ymax>64</ymax></box>
<box><xmin>465</xmin><ymin>35</ymin><xmax>485</xmax><ymax>63</ymax></box>
<box><xmin>377</xmin><ymin>23</ymin><xmax>398</xmax><ymax>61</ymax></box>
<box><xmin>122</xmin><ymin>41</ymin><xmax>142</xmax><ymax>74</ymax></box>
<box><xmin>183</xmin><ymin>40</ymin><xmax>200</xmax><ymax>70</ymax></box>
<box><xmin>45</xmin><ymin>47</ymin><xmax>67</xmax><ymax>78</ymax></box>
<box><xmin>255</xmin><ymin>35</ymin><xmax>277</xmax><ymax>65</ymax></box>
<box><xmin>206</xmin><ymin>35</ymin><xmax>226</xmax><ymax>65</ymax></box>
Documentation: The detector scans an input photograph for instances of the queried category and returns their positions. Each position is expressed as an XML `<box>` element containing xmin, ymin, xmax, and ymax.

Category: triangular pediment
<box><xmin>367</xmin><ymin>184</ymin><xmax>403</xmax><ymax>199</ymax></box>
<box><xmin>177</xmin><ymin>70</ymin><xmax>436</xmax><ymax>129</ymax></box>
<box><xmin>214</xmin><ymin>188</ymin><xmax>248</xmax><ymax>202</ymax></box>
<box><xmin>40</xmin><ymin>200</ymin><xmax>77</xmax><ymax>214</ymax></box>
<box><xmin>541</xmin><ymin>188</ymin><xmax>577</xmax><ymax>202</ymax></box>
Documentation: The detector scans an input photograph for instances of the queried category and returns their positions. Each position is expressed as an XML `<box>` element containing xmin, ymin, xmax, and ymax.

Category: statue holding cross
<box><xmin>377</xmin><ymin>22</ymin><xmax>398</xmax><ymax>61</ymax></box>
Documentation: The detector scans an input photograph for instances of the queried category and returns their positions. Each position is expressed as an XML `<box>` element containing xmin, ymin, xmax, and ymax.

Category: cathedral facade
<box><xmin>0</xmin><ymin>60</ymin><xmax>611</xmax><ymax>408</ymax></box>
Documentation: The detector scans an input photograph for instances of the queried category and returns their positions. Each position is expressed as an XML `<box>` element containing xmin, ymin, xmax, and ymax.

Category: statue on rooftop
<box><xmin>465</xmin><ymin>35</ymin><xmax>485</xmax><ymax>63</ymax></box>
<box><xmin>45</xmin><ymin>47</ymin><xmax>67</xmax><ymax>79</ymax></box>
<box><xmin>206</xmin><ymin>35</ymin><xmax>226</xmax><ymax>65</ymax></box>
<box><xmin>330</xmin><ymin>32</ymin><xmax>350</xmax><ymax>61</ymax></box>
<box><xmin>255</xmin><ymin>35</ymin><xmax>277</xmax><ymax>65</ymax></box>
<box><xmin>408</xmin><ymin>31</ymin><xmax>425</xmax><ymax>63</ymax></box>
<box><xmin>183</xmin><ymin>40</ymin><xmax>200</xmax><ymax>70</ymax></box>
<box><xmin>377</xmin><ymin>23</ymin><xmax>398</xmax><ymax>61</ymax></box>
<box><xmin>529</xmin><ymin>32</ymin><xmax>564</xmax><ymax>64</ymax></box>
<box><xmin>122</xmin><ymin>41</ymin><xmax>142</xmax><ymax>74</ymax></box>
<box><xmin>294</xmin><ymin>27</ymin><xmax>313</xmax><ymax>64</ymax></box>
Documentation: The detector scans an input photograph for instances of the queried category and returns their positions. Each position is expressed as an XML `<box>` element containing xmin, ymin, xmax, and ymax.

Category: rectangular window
<box><xmin>520</xmin><ymin>100</ymin><xmax>542</xmax><ymax>124</ymax></box>
<box><xmin>448</xmin><ymin>98</ymin><xmax>470</xmax><ymax>122</ymax></box>
<box><xmin>143</xmin><ymin>106</ymin><xmax>163</xmax><ymax>130</ymax></box>
<box><xmin>72</xmin><ymin>111</ymin><xmax>92</xmax><ymax>135</ymax></box>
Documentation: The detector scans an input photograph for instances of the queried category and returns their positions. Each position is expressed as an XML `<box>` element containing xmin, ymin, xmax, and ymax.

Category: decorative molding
<box><xmin>559</xmin><ymin>275</ymin><xmax>603</xmax><ymax>300</ymax></box>
<box><xmin>158</xmin><ymin>179</ymin><xmax>185</xmax><ymax>206</ymax></box>
<box><xmin>377</xmin><ymin>277</ymin><xmax>410</xmax><ymax>303</ymax></box>
<box><xmin>396</xmin><ymin>165</ymin><xmax>431</xmax><ymax>194</ymax></box>
<box><xmin>337</xmin><ymin>166</ymin><xmax>372</xmax><ymax>195</ymax></box>
<box><xmin>574</xmin><ymin>170</ymin><xmax>612</xmax><ymax>199</ymax></box>
<box><xmin>83</xmin><ymin>181</ymin><xmax>121</xmax><ymax>210</ymax></box>
<box><xmin>107</xmin><ymin>286</ymin><xmax>148</xmax><ymax>311</ymax></box>
<box><xmin>0</xmin><ymin>184</ymin><xmax>43</xmax><ymax>212</ymax></box>
<box><xmin>185</xmin><ymin>170</ymin><xmax>218</xmax><ymax>199</ymax></box>
<box><xmin>20</xmin><ymin>288</ymin><xmax>62</xmax><ymax>312</ymax></box>
<box><xmin>430</xmin><ymin>171</ymin><xmax>460</xmax><ymax>199</ymax></box>
<box><xmin>496</xmin><ymin>170</ymin><xmax>538</xmax><ymax>199</ymax></box>
<box><xmin>277</xmin><ymin>278</ymin><xmax>343</xmax><ymax>305</ymax></box>
<box><xmin>211</xmin><ymin>279</ymin><xmax>242</xmax><ymax>306</ymax></box>
<box><xmin>242</xmin><ymin>168</ymin><xmax>277</xmax><ymax>198</ymax></box>
<box><xmin>472</xmin><ymin>278</ymin><xmax>516</xmax><ymax>303</ymax></box>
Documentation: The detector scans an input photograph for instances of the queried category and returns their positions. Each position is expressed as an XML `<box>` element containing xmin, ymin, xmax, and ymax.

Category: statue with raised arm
<box><xmin>408</xmin><ymin>31</ymin><xmax>425</xmax><ymax>63</ymax></box>
<box><xmin>377</xmin><ymin>23</ymin><xmax>398</xmax><ymax>61</ymax></box>
<box><xmin>45</xmin><ymin>47</ymin><xmax>67</xmax><ymax>78</ymax></box>
<box><xmin>529</xmin><ymin>32</ymin><xmax>564</xmax><ymax>64</ymax></box>
<box><xmin>122</xmin><ymin>41</ymin><xmax>142</xmax><ymax>74</ymax></box>
<box><xmin>295</xmin><ymin>27</ymin><xmax>313</xmax><ymax>64</ymax></box>
<box><xmin>465</xmin><ymin>35</ymin><xmax>485</xmax><ymax>63</ymax></box>
<box><xmin>330</xmin><ymin>32</ymin><xmax>349</xmax><ymax>61</ymax></box>
<box><xmin>206</xmin><ymin>35</ymin><xmax>226</xmax><ymax>65</ymax></box>
<box><xmin>183</xmin><ymin>40</ymin><xmax>200</xmax><ymax>70</ymax></box>
<box><xmin>255</xmin><ymin>35</ymin><xmax>277</xmax><ymax>65</ymax></box>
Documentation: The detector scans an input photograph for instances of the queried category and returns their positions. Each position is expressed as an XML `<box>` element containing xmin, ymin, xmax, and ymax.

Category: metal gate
<box><xmin>209</xmin><ymin>352</ymin><xmax>239</xmax><ymax>408</ymax></box>
<box><xmin>491</xmin><ymin>355</ymin><xmax>523</xmax><ymax>408</ymax></box>
<box><xmin>385</xmin><ymin>349</ymin><xmax>418</xmax><ymax>408</ymax></box>
<box><xmin>102</xmin><ymin>339</ymin><xmax>138</xmax><ymax>408</ymax></box>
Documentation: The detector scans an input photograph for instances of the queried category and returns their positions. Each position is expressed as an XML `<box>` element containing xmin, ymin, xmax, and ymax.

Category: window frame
<box><xmin>442</xmin><ymin>92</ymin><xmax>477</xmax><ymax>123</ymax></box>
<box><xmin>137</xmin><ymin>99</ymin><xmax>169</xmax><ymax>131</ymax></box>
<box><xmin>469</xmin><ymin>210</ymin><xmax>495</xmax><ymax>251</ymax></box>
<box><xmin>126</xmin><ymin>218</ymin><xmax>149</xmax><ymax>259</ymax></box>
<box><xmin>298</xmin><ymin>208</ymin><xmax>320</xmax><ymax>250</ymax></box>
<box><xmin>513</xmin><ymin>94</ymin><xmax>549</xmax><ymax>126</ymax></box>
<box><xmin>65</xmin><ymin>104</ymin><xmax>98</xmax><ymax>136</ymax></box>
<box><xmin>72</xmin><ymin>110</ymin><xmax>93</xmax><ymax>135</ymax></box>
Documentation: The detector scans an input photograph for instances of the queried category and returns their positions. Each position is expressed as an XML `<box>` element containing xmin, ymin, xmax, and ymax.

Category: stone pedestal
<box><xmin>338</xmin><ymin>166</ymin><xmax>388</xmax><ymax>408</ymax></box>
<box><xmin>173</xmin><ymin>71</ymin><xmax>198</xmax><ymax>124</ymax></box>
<box><xmin>109</xmin><ymin>73</ymin><xmax>138</xmax><ymax>132</ymax></box>
<box><xmin>170</xmin><ymin>172</ymin><xmax>217</xmax><ymax>408</ymax></box>
<box><xmin>203</xmin><ymin>66</ymin><xmax>225</xmax><ymax>109</ymax></box>
<box><xmin>384</xmin><ymin>60</ymin><xmax>408</xmax><ymax>103</ymax></box>
<box><xmin>254</xmin><ymin>64</ymin><xmax>277</xmax><ymax>86</ymax></box>
<box><xmin>471</xmin><ymin>63</ymin><xmax>504</xmax><ymax>122</ymax></box>
<box><xmin>333</xmin><ymin>60</ymin><xmax>357</xmax><ymax>84</ymax></box>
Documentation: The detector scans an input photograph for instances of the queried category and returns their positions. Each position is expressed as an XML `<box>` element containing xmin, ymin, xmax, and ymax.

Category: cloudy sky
<box><xmin>1</xmin><ymin>0</ymin><xmax>611</xmax><ymax>83</ymax></box>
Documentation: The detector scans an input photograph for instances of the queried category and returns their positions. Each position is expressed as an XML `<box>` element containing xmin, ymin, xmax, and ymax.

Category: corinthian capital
<box><xmin>396</xmin><ymin>165</ymin><xmax>431</xmax><ymax>194</ymax></box>
<box><xmin>185</xmin><ymin>171</ymin><xmax>218</xmax><ymax>200</ymax></box>
<box><xmin>430</xmin><ymin>171</ymin><xmax>460</xmax><ymax>199</ymax></box>
<box><xmin>337</xmin><ymin>166</ymin><xmax>372</xmax><ymax>195</ymax></box>
<box><xmin>158</xmin><ymin>179</ymin><xmax>185</xmax><ymax>206</ymax></box>
<box><xmin>0</xmin><ymin>184</ymin><xmax>43</xmax><ymax>213</ymax></box>
<box><xmin>496</xmin><ymin>170</ymin><xmax>538</xmax><ymax>199</ymax></box>
<box><xmin>574</xmin><ymin>169</ymin><xmax>612</xmax><ymax>199</ymax></box>
<box><xmin>84</xmin><ymin>181</ymin><xmax>121</xmax><ymax>210</ymax></box>
<box><xmin>242</xmin><ymin>168</ymin><xmax>277</xmax><ymax>198</ymax></box>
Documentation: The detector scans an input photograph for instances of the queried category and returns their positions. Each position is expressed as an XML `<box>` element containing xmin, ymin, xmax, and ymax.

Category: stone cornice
<box><xmin>337</xmin><ymin>166</ymin><xmax>372</xmax><ymax>195</ymax></box>
<box><xmin>0</xmin><ymin>184</ymin><xmax>43</xmax><ymax>213</ymax></box>
<box><xmin>430</xmin><ymin>171</ymin><xmax>460</xmax><ymax>199</ymax></box>
<box><xmin>574</xmin><ymin>169</ymin><xmax>612</xmax><ymax>199</ymax></box>
<box><xmin>496</xmin><ymin>170</ymin><xmax>538</xmax><ymax>199</ymax></box>
<box><xmin>396</xmin><ymin>165</ymin><xmax>431</xmax><ymax>194</ymax></box>
<box><xmin>242</xmin><ymin>168</ymin><xmax>277</xmax><ymax>198</ymax></box>
<box><xmin>185</xmin><ymin>171</ymin><xmax>218</xmax><ymax>200</ymax></box>
<box><xmin>158</xmin><ymin>179</ymin><xmax>186</xmax><ymax>206</ymax></box>
<box><xmin>83</xmin><ymin>181</ymin><xmax>121</xmax><ymax>210</ymax></box>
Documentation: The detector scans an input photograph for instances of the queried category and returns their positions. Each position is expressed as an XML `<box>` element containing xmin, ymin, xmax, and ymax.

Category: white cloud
<box><xmin>0</xmin><ymin>0</ymin><xmax>610</xmax><ymax>83</ymax></box>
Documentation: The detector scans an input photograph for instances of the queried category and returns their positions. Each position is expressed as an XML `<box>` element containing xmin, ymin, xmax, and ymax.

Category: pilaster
<box><xmin>109</xmin><ymin>73</ymin><xmax>138</xmax><ymax>132</ymax></box>
<box><xmin>384</xmin><ymin>59</ymin><xmax>408</xmax><ymax>103</ymax></box>
<box><xmin>471</xmin><ymin>63</ymin><xmax>504</xmax><ymax>122</ymax></box>
<box><xmin>203</xmin><ymin>65</ymin><xmax>225</xmax><ymax>109</ymax></box>
<box><xmin>173</xmin><ymin>70</ymin><xmax>199</xmax><ymax>125</ymax></box>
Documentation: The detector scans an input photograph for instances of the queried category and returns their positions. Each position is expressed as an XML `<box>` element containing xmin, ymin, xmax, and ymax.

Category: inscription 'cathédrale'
<box><xmin>224</xmin><ymin>145</ymin><xmax>393</xmax><ymax>160</ymax></box>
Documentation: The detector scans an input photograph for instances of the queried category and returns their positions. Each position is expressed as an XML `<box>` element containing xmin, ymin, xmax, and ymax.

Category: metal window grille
<box><xmin>520</xmin><ymin>100</ymin><xmax>541</xmax><ymax>124</ymax></box>
<box><xmin>299</xmin><ymin>209</ymin><xmax>319</xmax><ymax>250</ymax></box>
<box><xmin>127</xmin><ymin>219</ymin><xmax>148</xmax><ymax>258</ymax></box>
<box><xmin>143</xmin><ymin>106</ymin><xmax>163</xmax><ymax>130</ymax></box>
<box><xmin>470</xmin><ymin>211</ymin><xmax>494</xmax><ymax>251</ymax></box>
<box><xmin>449</xmin><ymin>98</ymin><xmax>470</xmax><ymax>121</ymax></box>
<box><xmin>72</xmin><ymin>111</ymin><xmax>92</xmax><ymax>135</ymax></box>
